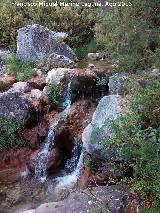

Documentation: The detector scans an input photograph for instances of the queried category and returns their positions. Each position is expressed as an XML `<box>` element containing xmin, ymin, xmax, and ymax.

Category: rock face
<box><xmin>0</xmin><ymin>89</ymin><xmax>36</xmax><ymax>125</ymax></box>
<box><xmin>27</xmin><ymin>148</ymin><xmax>64</xmax><ymax>174</ymax></box>
<box><xmin>82</xmin><ymin>95</ymin><xmax>129</xmax><ymax>160</ymax></box>
<box><xmin>46</xmin><ymin>67</ymin><xmax>109</xmax><ymax>104</ymax></box>
<box><xmin>109</xmin><ymin>73</ymin><xmax>130</xmax><ymax>96</ymax></box>
<box><xmin>20</xmin><ymin>186</ymin><xmax>130</xmax><ymax>213</ymax></box>
<box><xmin>17</xmin><ymin>24</ymin><xmax>76</xmax><ymax>67</ymax></box>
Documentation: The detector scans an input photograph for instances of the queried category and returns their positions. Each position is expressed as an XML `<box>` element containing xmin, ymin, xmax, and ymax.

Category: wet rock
<box><xmin>0</xmin><ymin>89</ymin><xmax>36</xmax><ymax>125</ymax></box>
<box><xmin>82</xmin><ymin>95</ymin><xmax>130</xmax><ymax>160</ymax></box>
<box><xmin>21</xmin><ymin>121</ymin><xmax>48</xmax><ymax>149</ymax></box>
<box><xmin>27</xmin><ymin>148</ymin><xmax>64</xmax><ymax>174</ymax></box>
<box><xmin>0</xmin><ymin>147</ymin><xmax>32</xmax><ymax>171</ymax></box>
<box><xmin>21</xmin><ymin>186</ymin><xmax>130</xmax><ymax>213</ymax></box>
<box><xmin>17</xmin><ymin>24</ymin><xmax>76</xmax><ymax>67</ymax></box>
<box><xmin>109</xmin><ymin>73</ymin><xmax>130</xmax><ymax>96</ymax></box>
<box><xmin>54</xmin><ymin>99</ymin><xmax>96</xmax><ymax>153</ymax></box>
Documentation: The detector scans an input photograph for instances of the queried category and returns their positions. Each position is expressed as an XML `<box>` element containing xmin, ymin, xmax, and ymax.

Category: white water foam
<box><xmin>55</xmin><ymin>151</ymin><xmax>84</xmax><ymax>189</ymax></box>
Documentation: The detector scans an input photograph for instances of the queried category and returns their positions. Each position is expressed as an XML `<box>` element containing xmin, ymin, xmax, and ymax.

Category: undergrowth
<box><xmin>0</xmin><ymin>116</ymin><xmax>26</xmax><ymax>151</ymax></box>
<box><xmin>7</xmin><ymin>54</ymin><xmax>37</xmax><ymax>81</ymax></box>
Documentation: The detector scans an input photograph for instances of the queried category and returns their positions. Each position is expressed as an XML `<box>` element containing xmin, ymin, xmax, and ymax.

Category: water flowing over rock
<box><xmin>82</xmin><ymin>95</ymin><xmax>130</xmax><ymax>160</ymax></box>
<box><xmin>55</xmin><ymin>151</ymin><xmax>84</xmax><ymax>190</ymax></box>
<box><xmin>17</xmin><ymin>24</ymin><xmax>76</xmax><ymax>67</ymax></box>
<box><xmin>0</xmin><ymin>89</ymin><xmax>36</xmax><ymax>125</ymax></box>
<box><xmin>46</xmin><ymin>67</ymin><xmax>110</xmax><ymax>104</ymax></box>
<box><xmin>28</xmin><ymin>80</ymin><xmax>72</xmax><ymax>182</ymax></box>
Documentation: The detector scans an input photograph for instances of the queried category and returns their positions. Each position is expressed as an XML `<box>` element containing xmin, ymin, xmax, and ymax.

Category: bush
<box><xmin>75</xmin><ymin>40</ymin><xmax>107</xmax><ymax>59</ymax></box>
<box><xmin>0</xmin><ymin>80</ymin><xmax>8</xmax><ymax>92</ymax></box>
<box><xmin>95</xmin><ymin>0</ymin><xmax>160</xmax><ymax>72</ymax></box>
<box><xmin>108</xmin><ymin>75</ymin><xmax>160</xmax><ymax>210</ymax></box>
<box><xmin>0</xmin><ymin>116</ymin><xmax>26</xmax><ymax>151</ymax></box>
<box><xmin>0</xmin><ymin>0</ymin><xmax>97</xmax><ymax>50</ymax></box>
<box><xmin>48</xmin><ymin>83</ymin><xmax>60</xmax><ymax>106</ymax></box>
<box><xmin>7</xmin><ymin>54</ymin><xmax>37</xmax><ymax>81</ymax></box>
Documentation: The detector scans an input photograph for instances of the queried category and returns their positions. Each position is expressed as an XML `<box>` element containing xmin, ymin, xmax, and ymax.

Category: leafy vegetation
<box><xmin>48</xmin><ymin>83</ymin><xmax>60</xmax><ymax>106</ymax></box>
<box><xmin>95</xmin><ymin>0</ymin><xmax>160</xmax><ymax>72</ymax></box>
<box><xmin>108</xmin><ymin>74</ymin><xmax>160</xmax><ymax>211</ymax></box>
<box><xmin>75</xmin><ymin>40</ymin><xmax>107</xmax><ymax>59</ymax></box>
<box><xmin>0</xmin><ymin>116</ymin><xmax>26</xmax><ymax>151</ymax></box>
<box><xmin>0</xmin><ymin>0</ymin><xmax>97</xmax><ymax>50</ymax></box>
<box><xmin>7</xmin><ymin>54</ymin><xmax>37</xmax><ymax>81</ymax></box>
<box><xmin>0</xmin><ymin>80</ymin><xmax>8</xmax><ymax>92</ymax></box>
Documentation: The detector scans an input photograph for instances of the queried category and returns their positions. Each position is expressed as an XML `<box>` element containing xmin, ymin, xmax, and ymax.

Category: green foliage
<box><xmin>7</xmin><ymin>54</ymin><xmax>37</xmax><ymax>81</ymax></box>
<box><xmin>0</xmin><ymin>81</ymin><xmax>8</xmax><ymax>92</ymax></box>
<box><xmin>95</xmin><ymin>0</ymin><xmax>160</xmax><ymax>72</ymax></box>
<box><xmin>0</xmin><ymin>116</ymin><xmax>26</xmax><ymax>151</ymax></box>
<box><xmin>109</xmin><ymin>75</ymin><xmax>160</xmax><ymax>210</ymax></box>
<box><xmin>75</xmin><ymin>40</ymin><xmax>107</xmax><ymax>59</ymax></box>
<box><xmin>96</xmin><ymin>76</ymin><xmax>108</xmax><ymax>86</ymax></box>
<box><xmin>0</xmin><ymin>0</ymin><xmax>97</xmax><ymax>50</ymax></box>
<box><xmin>85</xmin><ymin>158</ymin><xmax>100</xmax><ymax>172</ymax></box>
<box><xmin>76</xmin><ymin>60</ymin><xmax>88</xmax><ymax>68</ymax></box>
<box><xmin>48</xmin><ymin>83</ymin><xmax>60</xmax><ymax>105</ymax></box>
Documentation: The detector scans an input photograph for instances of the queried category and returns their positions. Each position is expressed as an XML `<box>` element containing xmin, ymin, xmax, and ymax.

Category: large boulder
<box><xmin>0</xmin><ymin>89</ymin><xmax>36</xmax><ymax>125</ymax></box>
<box><xmin>17</xmin><ymin>24</ymin><xmax>76</xmax><ymax>67</ymax></box>
<box><xmin>82</xmin><ymin>95</ymin><xmax>130</xmax><ymax>160</ymax></box>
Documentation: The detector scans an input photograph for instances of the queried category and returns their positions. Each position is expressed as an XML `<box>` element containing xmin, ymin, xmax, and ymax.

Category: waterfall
<box><xmin>55</xmin><ymin>151</ymin><xmax>84</xmax><ymax>190</ymax></box>
<box><xmin>35</xmin><ymin>80</ymin><xmax>72</xmax><ymax>182</ymax></box>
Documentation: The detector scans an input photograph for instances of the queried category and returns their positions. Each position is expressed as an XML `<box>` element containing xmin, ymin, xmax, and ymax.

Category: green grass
<box><xmin>0</xmin><ymin>116</ymin><xmax>26</xmax><ymax>151</ymax></box>
<box><xmin>48</xmin><ymin>83</ymin><xmax>60</xmax><ymax>106</ymax></box>
<box><xmin>75</xmin><ymin>40</ymin><xmax>107</xmax><ymax>59</ymax></box>
<box><xmin>7</xmin><ymin>54</ymin><xmax>37</xmax><ymax>81</ymax></box>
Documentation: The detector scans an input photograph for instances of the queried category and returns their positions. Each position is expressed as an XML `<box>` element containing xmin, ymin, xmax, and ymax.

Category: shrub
<box><xmin>0</xmin><ymin>80</ymin><xmax>8</xmax><ymax>92</ymax></box>
<box><xmin>0</xmin><ymin>116</ymin><xmax>26</xmax><ymax>151</ymax></box>
<box><xmin>108</xmin><ymin>75</ymin><xmax>160</xmax><ymax>210</ymax></box>
<box><xmin>7</xmin><ymin>54</ymin><xmax>37</xmax><ymax>81</ymax></box>
<box><xmin>48</xmin><ymin>83</ymin><xmax>60</xmax><ymax>106</ymax></box>
<box><xmin>0</xmin><ymin>0</ymin><xmax>97</xmax><ymax>50</ymax></box>
<box><xmin>76</xmin><ymin>40</ymin><xmax>107</xmax><ymax>59</ymax></box>
<box><xmin>95</xmin><ymin>0</ymin><xmax>160</xmax><ymax>72</ymax></box>
<box><xmin>76</xmin><ymin>60</ymin><xmax>88</xmax><ymax>68</ymax></box>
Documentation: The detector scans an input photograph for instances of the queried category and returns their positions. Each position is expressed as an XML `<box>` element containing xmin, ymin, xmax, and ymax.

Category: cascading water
<box><xmin>35</xmin><ymin>79</ymin><xmax>72</xmax><ymax>182</ymax></box>
<box><xmin>55</xmin><ymin>150</ymin><xmax>84</xmax><ymax>190</ymax></box>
